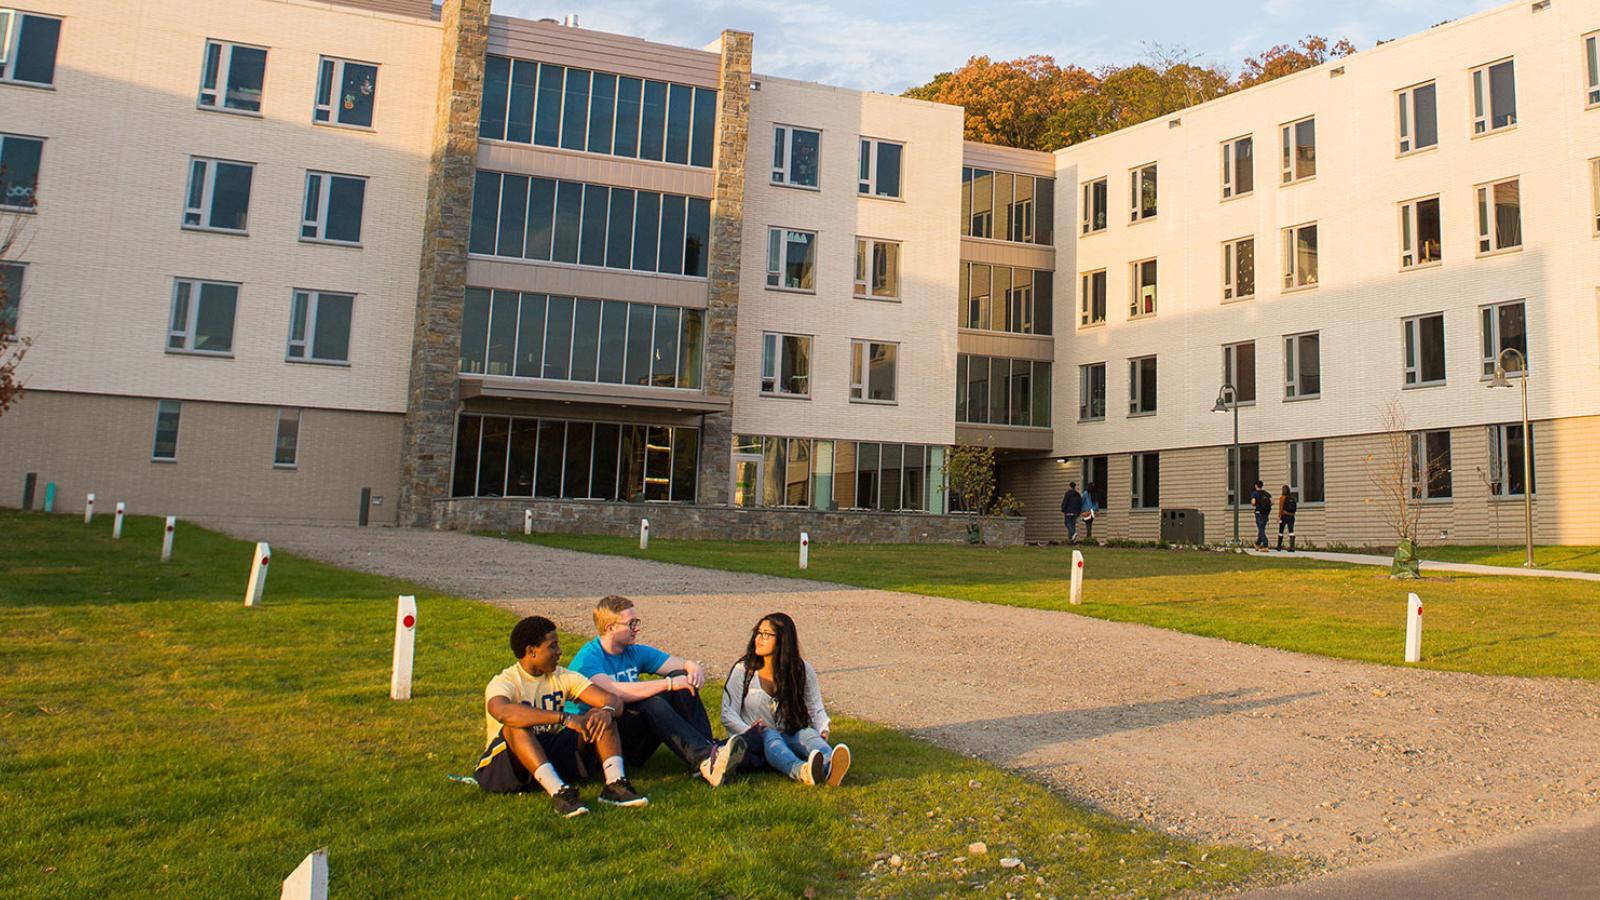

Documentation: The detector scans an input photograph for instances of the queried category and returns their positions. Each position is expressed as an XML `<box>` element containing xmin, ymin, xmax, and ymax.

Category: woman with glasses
<box><xmin>720</xmin><ymin>612</ymin><xmax>852</xmax><ymax>786</ymax></box>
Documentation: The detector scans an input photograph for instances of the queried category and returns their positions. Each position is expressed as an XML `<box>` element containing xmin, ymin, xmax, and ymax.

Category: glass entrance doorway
<box><xmin>732</xmin><ymin>453</ymin><xmax>762</xmax><ymax>508</ymax></box>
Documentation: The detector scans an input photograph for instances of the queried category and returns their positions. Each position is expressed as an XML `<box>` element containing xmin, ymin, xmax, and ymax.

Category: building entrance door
<box><xmin>732</xmin><ymin>453</ymin><xmax>762</xmax><ymax>508</ymax></box>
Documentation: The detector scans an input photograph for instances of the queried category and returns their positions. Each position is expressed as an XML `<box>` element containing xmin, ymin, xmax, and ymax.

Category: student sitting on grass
<box><xmin>568</xmin><ymin>595</ymin><xmax>745</xmax><ymax>787</ymax></box>
<box><xmin>476</xmin><ymin>615</ymin><xmax>648</xmax><ymax>818</ymax></box>
<box><xmin>720</xmin><ymin>613</ymin><xmax>852</xmax><ymax>787</ymax></box>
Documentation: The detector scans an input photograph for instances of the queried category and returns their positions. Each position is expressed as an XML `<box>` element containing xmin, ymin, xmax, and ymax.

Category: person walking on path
<box><xmin>1082</xmin><ymin>483</ymin><xmax>1099</xmax><ymax>542</ymax></box>
<box><xmin>1276</xmin><ymin>484</ymin><xmax>1298</xmax><ymax>552</ymax></box>
<box><xmin>1061</xmin><ymin>483</ymin><xmax>1084</xmax><ymax>543</ymax></box>
<box><xmin>567</xmin><ymin>595</ymin><xmax>746</xmax><ymax>787</ymax></box>
<box><xmin>1250</xmin><ymin>481</ymin><xmax>1274</xmax><ymax>550</ymax></box>
<box><xmin>721</xmin><ymin>613</ymin><xmax>852</xmax><ymax>787</ymax></box>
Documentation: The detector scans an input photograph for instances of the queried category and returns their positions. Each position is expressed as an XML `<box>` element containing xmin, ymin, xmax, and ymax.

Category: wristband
<box><xmin>601</xmin><ymin>705</ymin><xmax>618</xmax><ymax>716</ymax></box>
<box><xmin>558</xmin><ymin>711</ymin><xmax>569</xmax><ymax>728</ymax></box>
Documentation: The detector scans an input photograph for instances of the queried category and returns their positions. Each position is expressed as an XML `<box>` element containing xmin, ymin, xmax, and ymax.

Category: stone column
<box><xmin>398</xmin><ymin>0</ymin><xmax>490</xmax><ymax>526</ymax></box>
<box><xmin>697</xmin><ymin>30</ymin><xmax>753</xmax><ymax>506</ymax></box>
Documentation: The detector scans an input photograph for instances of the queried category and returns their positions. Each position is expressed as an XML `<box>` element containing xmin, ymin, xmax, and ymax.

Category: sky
<box><xmin>491</xmin><ymin>0</ymin><xmax>1507</xmax><ymax>94</ymax></box>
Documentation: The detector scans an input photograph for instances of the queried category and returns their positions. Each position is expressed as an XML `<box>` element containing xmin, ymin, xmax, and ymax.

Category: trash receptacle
<box><xmin>1160</xmin><ymin>508</ymin><xmax>1205</xmax><ymax>545</ymax></box>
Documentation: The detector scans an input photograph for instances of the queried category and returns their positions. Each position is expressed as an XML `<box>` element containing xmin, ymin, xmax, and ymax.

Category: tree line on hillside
<box><xmin>903</xmin><ymin>36</ymin><xmax>1358</xmax><ymax>151</ymax></box>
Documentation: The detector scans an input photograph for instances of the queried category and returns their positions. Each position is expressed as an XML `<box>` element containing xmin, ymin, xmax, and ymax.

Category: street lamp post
<box><xmin>1212</xmin><ymin>383</ymin><xmax>1240</xmax><ymax>547</ymax></box>
<box><xmin>1486</xmin><ymin>348</ymin><xmax>1534</xmax><ymax>568</ymax></box>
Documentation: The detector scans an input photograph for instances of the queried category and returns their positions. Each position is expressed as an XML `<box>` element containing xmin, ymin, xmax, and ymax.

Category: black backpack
<box><xmin>1282</xmin><ymin>494</ymin><xmax>1298</xmax><ymax>516</ymax></box>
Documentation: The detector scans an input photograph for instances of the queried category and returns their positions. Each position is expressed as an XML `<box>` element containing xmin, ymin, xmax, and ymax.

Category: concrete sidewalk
<box><xmin>1245</xmin><ymin>549</ymin><xmax>1600</xmax><ymax>582</ymax></box>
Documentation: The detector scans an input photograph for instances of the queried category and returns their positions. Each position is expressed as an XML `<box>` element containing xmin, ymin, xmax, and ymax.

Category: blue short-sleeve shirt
<box><xmin>564</xmin><ymin>638</ymin><xmax>671</xmax><ymax>713</ymax></box>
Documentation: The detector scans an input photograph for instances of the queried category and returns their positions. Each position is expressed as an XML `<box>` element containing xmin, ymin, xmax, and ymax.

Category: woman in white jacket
<box><xmin>720</xmin><ymin>612</ymin><xmax>852</xmax><ymax>786</ymax></box>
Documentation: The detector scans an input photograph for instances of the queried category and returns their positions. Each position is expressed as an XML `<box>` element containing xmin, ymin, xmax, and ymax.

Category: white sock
<box><xmin>532</xmin><ymin>763</ymin><xmax>565</xmax><ymax>796</ymax></box>
<box><xmin>603</xmin><ymin>755</ymin><xmax>626</xmax><ymax>784</ymax></box>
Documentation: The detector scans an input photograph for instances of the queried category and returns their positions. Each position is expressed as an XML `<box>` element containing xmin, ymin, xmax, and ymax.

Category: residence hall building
<box><xmin>3</xmin><ymin>0</ymin><xmax>1598</xmax><ymax>547</ymax></box>
<box><xmin>999</xmin><ymin>0</ymin><xmax>1600</xmax><ymax>547</ymax></box>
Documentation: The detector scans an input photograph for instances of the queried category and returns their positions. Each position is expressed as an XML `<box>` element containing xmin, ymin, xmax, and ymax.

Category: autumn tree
<box><xmin>902</xmin><ymin>55</ymin><xmax>1098</xmax><ymax>151</ymax></box>
<box><xmin>0</xmin><ymin>211</ymin><xmax>31</xmax><ymax>419</ymax></box>
<box><xmin>1236</xmin><ymin>35</ymin><xmax>1356</xmax><ymax>89</ymax></box>
<box><xmin>1056</xmin><ymin>46</ymin><xmax>1231</xmax><ymax>142</ymax></box>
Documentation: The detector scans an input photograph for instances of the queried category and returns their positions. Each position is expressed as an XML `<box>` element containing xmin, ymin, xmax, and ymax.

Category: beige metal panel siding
<box><xmin>326</xmin><ymin>0</ymin><xmax>437</xmax><ymax>19</ymax></box>
<box><xmin>476</xmin><ymin>144</ymin><xmax>715</xmax><ymax>198</ymax></box>
<box><xmin>998</xmin><ymin>456</ymin><xmax>1079</xmax><ymax>541</ymax></box>
<box><xmin>486</xmin><ymin>18</ymin><xmax>721</xmax><ymax>88</ymax></box>
<box><xmin>958</xmin><ymin>331</ymin><xmax>1056</xmax><ymax>361</ymax></box>
<box><xmin>0</xmin><ymin>391</ymin><xmax>402</xmax><ymax>523</ymax></box>
<box><xmin>464</xmin><ymin>259</ymin><xmax>710</xmax><ymax>309</ymax></box>
<box><xmin>959</xmin><ymin>238</ymin><xmax>1056</xmax><ymax>269</ymax></box>
<box><xmin>955</xmin><ymin>425</ymin><xmax>1053</xmax><ymax>451</ymax></box>
<box><xmin>963</xmin><ymin>141</ymin><xmax>1056</xmax><ymax>177</ymax></box>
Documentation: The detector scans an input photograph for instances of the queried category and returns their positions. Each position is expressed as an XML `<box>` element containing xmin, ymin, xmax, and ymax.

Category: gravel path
<box><xmin>213</xmin><ymin>523</ymin><xmax>1600</xmax><ymax>872</ymax></box>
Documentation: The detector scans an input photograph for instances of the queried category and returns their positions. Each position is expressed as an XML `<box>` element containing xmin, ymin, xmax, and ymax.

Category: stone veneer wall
<box><xmin>398</xmin><ymin>0</ymin><xmax>489</xmax><ymax>525</ymax></box>
<box><xmin>433</xmin><ymin>498</ymin><xmax>1027</xmax><ymax>547</ymax></box>
<box><xmin>696</xmin><ymin>30</ymin><xmax>753</xmax><ymax>506</ymax></box>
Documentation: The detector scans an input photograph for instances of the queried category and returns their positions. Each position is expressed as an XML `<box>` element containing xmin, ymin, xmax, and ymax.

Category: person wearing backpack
<box><xmin>1249</xmin><ymin>480</ymin><xmax>1273</xmax><ymax>550</ymax></box>
<box><xmin>1276</xmin><ymin>484</ymin><xmax>1298</xmax><ymax>552</ymax></box>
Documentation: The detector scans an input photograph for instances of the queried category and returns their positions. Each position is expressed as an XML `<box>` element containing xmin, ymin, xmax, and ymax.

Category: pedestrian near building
<box><xmin>1276</xmin><ymin>485</ymin><xmax>1298</xmax><ymax>552</ymax></box>
<box><xmin>1061</xmin><ymin>483</ymin><xmax>1084</xmax><ymax>542</ymax></box>
<box><xmin>1082</xmin><ymin>483</ymin><xmax>1099</xmax><ymax>542</ymax></box>
<box><xmin>1249</xmin><ymin>481</ymin><xmax>1273</xmax><ymax>550</ymax></box>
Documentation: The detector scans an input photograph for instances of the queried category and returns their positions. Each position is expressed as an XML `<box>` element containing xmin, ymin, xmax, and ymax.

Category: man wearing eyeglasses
<box><xmin>567</xmin><ymin>595</ymin><xmax>745</xmax><ymax>787</ymax></box>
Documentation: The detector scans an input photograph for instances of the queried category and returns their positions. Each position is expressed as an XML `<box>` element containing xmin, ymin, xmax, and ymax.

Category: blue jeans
<box><xmin>752</xmin><ymin>726</ymin><xmax>832</xmax><ymax>780</ymax></box>
<box><xmin>1064</xmin><ymin>515</ymin><xmax>1078</xmax><ymax>540</ymax></box>
<box><xmin>1254</xmin><ymin>510</ymin><xmax>1270</xmax><ymax>547</ymax></box>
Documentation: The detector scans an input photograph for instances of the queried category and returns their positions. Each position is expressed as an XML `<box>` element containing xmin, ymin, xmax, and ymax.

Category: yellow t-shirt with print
<box><xmin>483</xmin><ymin>663</ymin><xmax>592</xmax><ymax>747</ymax></box>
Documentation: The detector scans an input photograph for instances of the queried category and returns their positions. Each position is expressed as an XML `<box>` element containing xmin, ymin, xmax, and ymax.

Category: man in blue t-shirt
<box><xmin>568</xmin><ymin>595</ymin><xmax>745</xmax><ymax>787</ymax></box>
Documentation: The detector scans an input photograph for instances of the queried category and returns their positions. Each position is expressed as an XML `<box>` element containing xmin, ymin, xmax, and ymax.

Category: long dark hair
<box><xmin>736</xmin><ymin>612</ymin><xmax>811</xmax><ymax>733</ymax></box>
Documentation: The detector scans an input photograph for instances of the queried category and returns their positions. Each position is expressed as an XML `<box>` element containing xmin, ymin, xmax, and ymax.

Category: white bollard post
<box><xmin>244</xmin><ymin>542</ymin><xmax>272</xmax><ymax>607</ymax></box>
<box><xmin>280</xmin><ymin>847</ymin><xmax>329</xmax><ymax>900</ymax></box>
<box><xmin>799</xmin><ymin>532</ymin><xmax>810</xmax><ymax>569</ymax></box>
<box><xmin>112</xmin><ymin>502</ymin><xmax>126</xmax><ymax>539</ymax></box>
<box><xmin>391</xmin><ymin>595</ymin><xmax>417</xmax><ymax>701</ymax></box>
<box><xmin>639</xmin><ymin>518</ymin><xmax>650</xmax><ymax>549</ymax></box>
<box><xmin>84</xmin><ymin>493</ymin><xmax>96</xmax><ymax>524</ymax></box>
<box><xmin>1070</xmin><ymin>550</ymin><xmax>1085</xmax><ymax>605</ymax></box>
<box><xmin>1405</xmin><ymin>592</ymin><xmax>1423</xmax><ymax>663</ymax></box>
<box><xmin>161</xmin><ymin>516</ymin><xmax>176</xmax><ymax>562</ymax></box>
<box><xmin>523</xmin><ymin>509</ymin><xmax>533</xmax><ymax>535</ymax></box>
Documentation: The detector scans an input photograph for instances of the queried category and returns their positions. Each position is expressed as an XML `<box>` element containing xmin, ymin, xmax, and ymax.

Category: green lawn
<box><xmin>0</xmin><ymin>510</ymin><xmax>1293</xmax><ymax>898</ymax></box>
<box><xmin>516</xmin><ymin>534</ymin><xmax>1600</xmax><ymax>681</ymax></box>
<box><xmin>1417</xmin><ymin>545</ymin><xmax>1600</xmax><ymax>574</ymax></box>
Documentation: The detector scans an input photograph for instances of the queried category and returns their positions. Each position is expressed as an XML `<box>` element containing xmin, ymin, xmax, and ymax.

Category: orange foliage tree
<box><xmin>1236</xmin><ymin>35</ymin><xmax>1357</xmax><ymax>89</ymax></box>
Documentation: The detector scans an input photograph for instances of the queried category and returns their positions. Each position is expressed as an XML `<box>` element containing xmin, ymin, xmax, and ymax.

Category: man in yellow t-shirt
<box><xmin>476</xmin><ymin>615</ymin><xmax>648</xmax><ymax>818</ymax></box>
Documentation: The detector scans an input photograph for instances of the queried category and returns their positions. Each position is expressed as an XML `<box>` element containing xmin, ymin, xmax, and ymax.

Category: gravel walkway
<box><xmin>212</xmin><ymin>523</ymin><xmax>1600</xmax><ymax>873</ymax></box>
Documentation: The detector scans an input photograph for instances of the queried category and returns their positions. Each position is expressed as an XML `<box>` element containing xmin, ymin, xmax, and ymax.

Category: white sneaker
<box><xmin>798</xmin><ymin>749</ymin><xmax>825</xmax><ymax>785</ymax></box>
<box><xmin>825</xmin><ymin>743</ymin><xmax>852</xmax><ymax>786</ymax></box>
<box><xmin>699</xmin><ymin>735</ymin><xmax>746</xmax><ymax>787</ymax></box>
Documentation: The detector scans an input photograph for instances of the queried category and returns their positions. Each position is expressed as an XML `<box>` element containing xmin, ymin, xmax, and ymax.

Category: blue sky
<box><xmin>492</xmin><ymin>0</ymin><xmax>1503</xmax><ymax>94</ymax></box>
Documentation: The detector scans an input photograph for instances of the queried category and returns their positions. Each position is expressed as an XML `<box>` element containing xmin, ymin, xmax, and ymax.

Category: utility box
<box><xmin>1160</xmin><ymin>508</ymin><xmax>1205</xmax><ymax>545</ymax></box>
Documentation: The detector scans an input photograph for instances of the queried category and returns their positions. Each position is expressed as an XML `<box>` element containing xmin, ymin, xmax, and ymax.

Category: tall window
<box><xmin>1225</xmin><ymin>445</ymin><xmax>1260</xmax><ymax>508</ymax></box>
<box><xmin>0</xmin><ymin>133</ymin><xmax>42</xmax><ymax>210</ymax></box>
<box><xmin>1223</xmin><ymin>237</ymin><xmax>1255</xmax><ymax>301</ymax></box>
<box><xmin>274</xmin><ymin>408</ymin><xmax>301</xmax><ymax>468</ymax></box>
<box><xmin>1288</xmin><ymin>440</ymin><xmax>1325</xmax><ymax>504</ymax></box>
<box><xmin>854</xmin><ymin>238</ymin><xmax>900</xmax><ymax>299</ymax></box>
<box><xmin>1221</xmin><ymin>135</ymin><xmax>1253</xmax><ymax>199</ymax></box>
<box><xmin>1283</xmin><ymin>332</ymin><xmax>1320</xmax><ymax>399</ymax></box>
<box><xmin>858</xmin><ymin>138</ymin><xmax>903</xmax><ymax>198</ymax></box>
<box><xmin>152</xmin><ymin>400</ymin><xmax>183</xmax><ymax>462</ymax></box>
<box><xmin>1079</xmin><ymin>270</ymin><xmax>1106</xmax><ymax>327</ymax></box>
<box><xmin>314</xmin><ymin>56</ymin><xmax>378</xmax><ymax>128</ymax></box>
<box><xmin>1400</xmin><ymin>196</ymin><xmax>1441</xmax><ymax>268</ymax></box>
<box><xmin>1281</xmin><ymin>116</ymin><xmax>1316</xmax><ymax>183</ymax></box>
<box><xmin>301</xmin><ymin>171</ymin><xmax>366</xmax><ymax>244</ymax></box>
<box><xmin>287</xmin><ymin>290</ymin><xmax>354</xmax><ymax>364</ymax></box>
<box><xmin>0</xmin><ymin>261</ymin><xmax>21</xmax><ymax>331</ymax></box>
<box><xmin>766</xmin><ymin>227</ymin><xmax>816</xmax><ymax>291</ymax></box>
<box><xmin>1222</xmin><ymin>341</ymin><xmax>1256</xmax><ymax>404</ymax></box>
<box><xmin>1470</xmin><ymin>59</ymin><xmax>1516</xmax><ymax>135</ymax></box>
<box><xmin>1130</xmin><ymin>453</ymin><xmax>1160</xmax><ymax>509</ymax></box>
<box><xmin>0</xmin><ymin>10</ymin><xmax>60</xmax><ymax>86</ymax></box>
<box><xmin>1480</xmin><ymin>300</ymin><xmax>1527</xmax><ymax>376</ymax></box>
<box><xmin>772</xmin><ymin>125</ymin><xmax>820</xmax><ymax>187</ymax></box>
<box><xmin>1409</xmin><ymin>430</ymin><xmax>1452</xmax><ymax>500</ymax></box>
<box><xmin>1128</xmin><ymin>355</ymin><xmax>1157</xmax><ymax>415</ymax></box>
<box><xmin>1078</xmin><ymin>362</ymin><xmax>1106</xmax><ymax>421</ymax></box>
<box><xmin>453</xmin><ymin>414</ymin><xmax>700</xmax><ymax>503</ymax></box>
<box><xmin>1488</xmin><ymin>423</ymin><xmax>1535</xmax><ymax>496</ymax></box>
<box><xmin>199</xmin><ymin>40</ymin><xmax>267</xmax><ymax>113</ymax></box>
<box><xmin>167</xmin><ymin>279</ymin><xmax>238</xmax><ymax>355</ymax></box>
<box><xmin>961</xmin><ymin>169</ymin><xmax>1052</xmax><ymax>243</ymax></box>
<box><xmin>1130</xmin><ymin>258</ymin><xmax>1157</xmax><ymax>318</ymax></box>
<box><xmin>850</xmin><ymin>340</ymin><xmax>897</xmax><ymax>402</ymax></box>
<box><xmin>1402</xmin><ymin>313</ymin><xmax>1446</xmax><ymax>387</ymax></box>
<box><xmin>1129</xmin><ymin>163</ymin><xmax>1157</xmax><ymax>222</ymax></box>
<box><xmin>1396</xmin><ymin>82</ymin><xmax>1437</xmax><ymax>154</ymax></box>
<box><xmin>955</xmin><ymin>356</ymin><xmax>1051</xmax><ymax>427</ymax></box>
<box><xmin>1282</xmin><ymin>223</ymin><xmax>1318</xmax><ymax>289</ymax></box>
<box><xmin>1476</xmin><ymin>178</ymin><xmax>1522</xmax><ymax>254</ymax></box>
<box><xmin>961</xmin><ymin>263</ymin><xmax>1051</xmax><ymax>334</ymax></box>
<box><xmin>760</xmin><ymin>332</ymin><xmax>811</xmax><ymax>396</ymax></box>
<box><xmin>1587</xmin><ymin>34</ymin><xmax>1600</xmax><ymax>107</ymax></box>
<box><xmin>183</xmin><ymin>158</ymin><xmax>254</xmax><ymax>232</ymax></box>
<box><xmin>1081</xmin><ymin>177</ymin><xmax>1107</xmax><ymax>234</ymax></box>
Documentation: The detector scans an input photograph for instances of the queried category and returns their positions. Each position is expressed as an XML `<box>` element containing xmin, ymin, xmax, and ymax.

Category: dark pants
<box><xmin>1277</xmin><ymin>516</ymin><xmax>1296</xmax><ymax>549</ymax></box>
<box><xmin>1254</xmin><ymin>510</ymin><xmax>1270</xmax><ymax>547</ymax></box>
<box><xmin>1064</xmin><ymin>514</ymin><xmax>1078</xmax><ymax>540</ymax></box>
<box><xmin>618</xmin><ymin>678</ymin><xmax>715</xmax><ymax>770</ymax></box>
<box><xmin>476</xmin><ymin>726</ymin><xmax>593</xmax><ymax>793</ymax></box>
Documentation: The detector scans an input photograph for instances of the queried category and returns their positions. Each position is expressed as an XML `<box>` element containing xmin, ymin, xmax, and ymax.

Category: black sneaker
<box><xmin>551</xmin><ymin>786</ymin><xmax>589</xmax><ymax>818</ymax></box>
<box><xmin>599</xmin><ymin>778</ymin><xmax>649</xmax><ymax>807</ymax></box>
